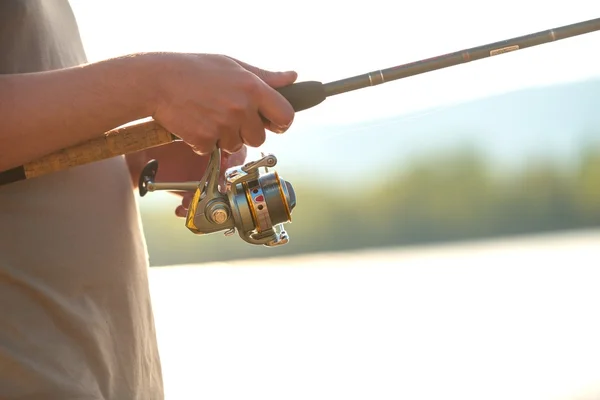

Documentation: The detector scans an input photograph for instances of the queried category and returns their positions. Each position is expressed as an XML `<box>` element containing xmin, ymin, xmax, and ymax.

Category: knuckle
<box><xmin>173</xmin><ymin>121</ymin><xmax>216</xmax><ymax>153</ymax></box>
<box><xmin>255</xmin><ymin>69</ymin><xmax>268</xmax><ymax>82</ymax></box>
<box><xmin>240</xmin><ymin>72</ymin><xmax>260</xmax><ymax>94</ymax></box>
<box><xmin>226</xmin><ymin>99</ymin><xmax>247</xmax><ymax>118</ymax></box>
<box><xmin>213</xmin><ymin>113</ymin><xmax>236</xmax><ymax>132</ymax></box>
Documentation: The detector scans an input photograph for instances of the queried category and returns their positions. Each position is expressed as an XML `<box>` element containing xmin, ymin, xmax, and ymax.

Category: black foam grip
<box><xmin>277</xmin><ymin>81</ymin><xmax>327</xmax><ymax>112</ymax></box>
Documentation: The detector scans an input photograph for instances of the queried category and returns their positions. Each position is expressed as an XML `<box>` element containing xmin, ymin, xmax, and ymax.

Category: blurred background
<box><xmin>70</xmin><ymin>1</ymin><xmax>600</xmax><ymax>399</ymax></box>
<box><xmin>70</xmin><ymin>0</ymin><xmax>600</xmax><ymax>266</ymax></box>
<box><xmin>139</xmin><ymin>78</ymin><xmax>600</xmax><ymax>264</ymax></box>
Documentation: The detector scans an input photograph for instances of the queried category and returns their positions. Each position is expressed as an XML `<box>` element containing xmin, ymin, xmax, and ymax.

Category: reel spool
<box><xmin>138</xmin><ymin>148</ymin><xmax>296</xmax><ymax>247</ymax></box>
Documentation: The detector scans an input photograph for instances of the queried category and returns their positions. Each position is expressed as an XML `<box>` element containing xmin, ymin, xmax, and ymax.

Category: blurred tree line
<box><xmin>140</xmin><ymin>141</ymin><xmax>600</xmax><ymax>267</ymax></box>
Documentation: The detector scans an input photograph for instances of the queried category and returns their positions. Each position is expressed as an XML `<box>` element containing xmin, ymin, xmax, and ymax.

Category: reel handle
<box><xmin>138</xmin><ymin>159</ymin><xmax>200</xmax><ymax>196</ymax></box>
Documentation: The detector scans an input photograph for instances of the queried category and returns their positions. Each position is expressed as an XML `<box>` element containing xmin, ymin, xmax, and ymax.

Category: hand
<box><xmin>148</xmin><ymin>53</ymin><xmax>297</xmax><ymax>155</ymax></box>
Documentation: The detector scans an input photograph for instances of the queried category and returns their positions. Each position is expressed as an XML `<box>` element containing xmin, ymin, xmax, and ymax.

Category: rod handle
<box><xmin>24</xmin><ymin>120</ymin><xmax>176</xmax><ymax>180</ymax></box>
<box><xmin>276</xmin><ymin>81</ymin><xmax>327</xmax><ymax>112</ymax></box>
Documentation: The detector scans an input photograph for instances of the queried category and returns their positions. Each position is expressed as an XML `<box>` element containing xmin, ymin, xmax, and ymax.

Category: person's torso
<box><xmin>0</xmin><ymin>1</ymin><xmax>163</xmax><ymax>398</ymax></box>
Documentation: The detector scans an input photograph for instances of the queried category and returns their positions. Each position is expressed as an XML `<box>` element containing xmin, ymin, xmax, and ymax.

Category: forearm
<box><xmin>0</xmin><ymin>53</ymin><xmax>161</xmax><ymax>171</ymax></box>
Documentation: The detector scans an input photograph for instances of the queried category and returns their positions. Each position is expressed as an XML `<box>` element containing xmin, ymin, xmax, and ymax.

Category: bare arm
<box><xmin>0</xmin><ymin>54</ymin><xmax>160</xmax><ymax>172</ymax></box>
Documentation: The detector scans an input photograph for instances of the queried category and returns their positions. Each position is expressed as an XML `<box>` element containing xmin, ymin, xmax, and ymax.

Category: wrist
<box><xmin>107</xmin><ymin>52</ymin><xmax>166</xmax><ymax>119</ymax></box>
<box><xmin>127</xmin><ymin>52</ymin><xmax>190</xmax><ymax>119</ymax></box>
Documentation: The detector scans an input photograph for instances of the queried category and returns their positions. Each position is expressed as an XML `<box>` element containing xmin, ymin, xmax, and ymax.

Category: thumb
<box><xmin>252</xmin><ymin>68</ymin><xmax>298</xmax><ymax>89</ymax></box>
<box><xmin>230</xmin><ymin>58</ymin><xmax>298</xmax><ymax>88</ymax></box>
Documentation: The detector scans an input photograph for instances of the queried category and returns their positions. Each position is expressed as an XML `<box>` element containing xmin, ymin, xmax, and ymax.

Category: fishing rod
<box><xmin>1</xmin><ymin>16</ymin><xmax>599</xmax><ymax>247</ymax></box>
<box><xmin>277</xmin><ymin>16</ymin><xmax>600</xmax><ymax>110</ymax></box>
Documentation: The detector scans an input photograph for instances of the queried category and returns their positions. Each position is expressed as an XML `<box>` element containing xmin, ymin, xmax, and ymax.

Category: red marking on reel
<box><xmin>255</xmin><ymin>194</ymin><xmax>264</xmax><ymax>202</ymax></box>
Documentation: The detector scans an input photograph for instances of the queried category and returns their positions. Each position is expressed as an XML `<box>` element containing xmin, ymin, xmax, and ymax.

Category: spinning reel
<box><xmin>138</xmin><ymin>148</ymin><xmax>296</xmax><ymax>247</ymax></box>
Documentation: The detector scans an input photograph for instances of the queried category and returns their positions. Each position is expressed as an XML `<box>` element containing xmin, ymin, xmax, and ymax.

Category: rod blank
<box><xmin>278</xmin><ymin>17</ymin><xmax>600</xmax><ymax>110</ymax></box>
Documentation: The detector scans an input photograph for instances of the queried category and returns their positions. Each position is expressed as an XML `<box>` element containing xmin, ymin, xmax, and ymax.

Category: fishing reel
<box><xmin>138</xmin><ymin>148</ymin><xmax>296</xmax><ymax>247</ymax></box>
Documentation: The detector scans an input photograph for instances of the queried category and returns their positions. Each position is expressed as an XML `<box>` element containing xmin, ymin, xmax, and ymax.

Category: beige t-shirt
<box><xmin>0</xmin><ymin>1</ymin><xmax>164</xmax><ymax>398</ymax></box>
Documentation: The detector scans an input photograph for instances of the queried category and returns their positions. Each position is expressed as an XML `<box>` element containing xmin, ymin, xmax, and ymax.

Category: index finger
<box><xmin>256</xmin><ymin>83</ymin><xmax>296</xmax><ymax>134</ymax></box>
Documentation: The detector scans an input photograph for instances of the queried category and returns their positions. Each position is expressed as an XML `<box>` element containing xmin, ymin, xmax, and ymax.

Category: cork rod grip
<box><xmin>22</xmin><ymin>120</ymin><xmax>178</xmax><ymax>179</ymax></box>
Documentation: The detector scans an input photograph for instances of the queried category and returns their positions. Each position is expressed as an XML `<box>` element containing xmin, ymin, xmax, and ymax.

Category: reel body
<box><xmin>138</xmin><ymin>148</ymin><xmax>296</xmax><ymax>247</ymax></box>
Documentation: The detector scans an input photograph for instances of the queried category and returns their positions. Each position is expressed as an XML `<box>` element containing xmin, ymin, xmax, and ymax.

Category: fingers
<box><xmin>180</xmin><ymin>117</ymin><xmax>243</xmax><ymax>156</ymax></box>
<box><xmin>256</xmin><ymin>85</ymin><xmax>295</xmax><ymax>134</ymax></box>
<box><xmin>229</xmin><ymin>57</ymin><xmax>297</xmax><ymax>134</ymax></box>
<box><xmin>217</xmin><ymin>130</ymin><xmax>244</xmax><ymax>154</ymax></box>
<box><xmin>175</xmin><ymin>205</ymin><xmax>187</xmax><ymax>218</ymax></box>
<box><xmin>219</xmin><ymin>146</ymin><xmax>247</xmax><ymax>173</ymax></box>
<box><xmin>173</xmin><ymin>117</ymin><xmax>218</xmax><ymax>156</ymax></box>
<box><xmin>230</xmin><ymin>145</ymin><xmax>247</xmax><ymax>166</ymax></box>
<box><xmin>175</xmin><ymin>192</ymin><xmax>195</xmax><ymax>218</ymax></box>
<box><xmin>218</xmin><ymin>146</ymin><xmax>248</xmax><ymax>191</ymax></box>
<box><xmin>228</xmin><ymin>57</ymin><xmax>298</xmax><ymax>88</ymax></box>
<box><xmin>155</xmin><ymin>54</ymin><xmax>298</xmax><ymax>156</ymax></box>
<box><xmin>239</xmin><ymin>107</ymin><xmax>266</xmax><ymax>148</ymax></box>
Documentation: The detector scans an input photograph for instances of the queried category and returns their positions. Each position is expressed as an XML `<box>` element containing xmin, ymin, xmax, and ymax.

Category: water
<box><xmin>149</xmin><ymin>230</ymin><xmax>600</xmax><ymax>400</ymax></box>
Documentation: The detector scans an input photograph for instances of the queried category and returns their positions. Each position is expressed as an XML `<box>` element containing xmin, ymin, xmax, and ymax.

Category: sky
<box><xmin>69</xmin><ymin>0</ymin><xmax>600</xmax><ymax>128</ymax></box>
